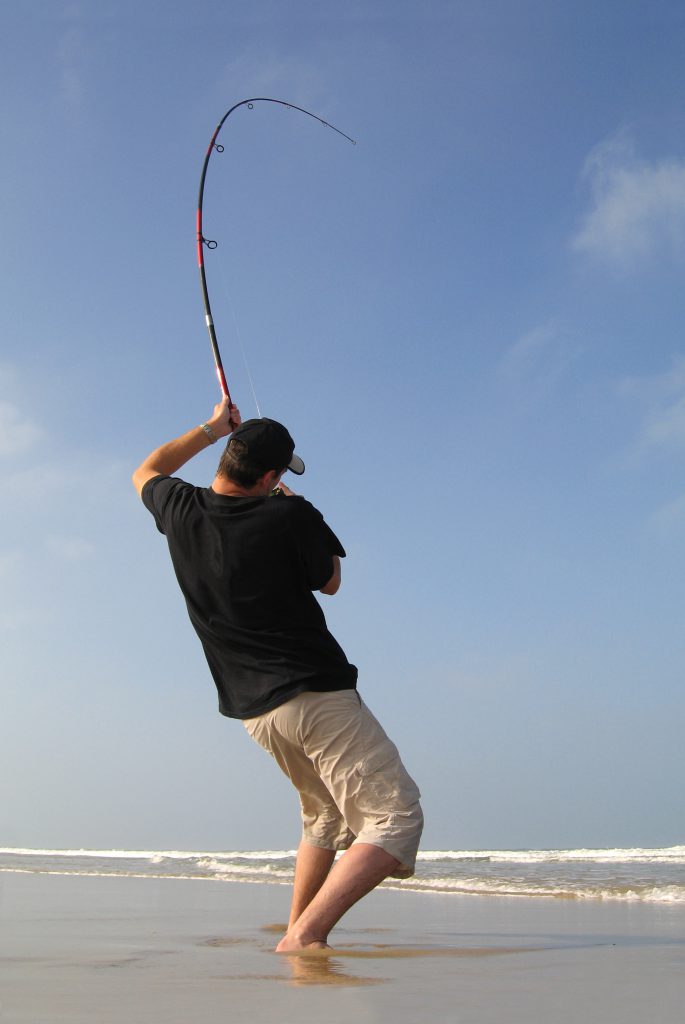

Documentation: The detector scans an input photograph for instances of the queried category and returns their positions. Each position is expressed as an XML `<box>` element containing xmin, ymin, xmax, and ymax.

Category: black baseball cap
<box><xmin>230</xmin><ymin>418</ymin><xmax>305</xmax><ymax>475</ymax></box>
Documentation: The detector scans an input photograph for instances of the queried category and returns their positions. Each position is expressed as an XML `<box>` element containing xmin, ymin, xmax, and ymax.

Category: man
<box><xmin>133</xmin><ymin>396</ymin><xmax>423</xmax><ymax>951</ymax></box>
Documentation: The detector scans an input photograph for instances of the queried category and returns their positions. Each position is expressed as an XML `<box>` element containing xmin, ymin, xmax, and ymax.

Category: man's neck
<box><xmin>210</xmin><ymin>475</ymin><xmax>269</xmax><ymax>498</ymax></box>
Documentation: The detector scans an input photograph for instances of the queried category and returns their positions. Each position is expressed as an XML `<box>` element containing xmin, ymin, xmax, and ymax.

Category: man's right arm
<box><xmin>132</xmin><ymin>398</ymin><xmax>240</xmax><ymax>497</ymax></box>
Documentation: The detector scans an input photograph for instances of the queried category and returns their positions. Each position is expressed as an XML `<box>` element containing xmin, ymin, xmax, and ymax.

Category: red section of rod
<box><xmin>216</xmin><ymin>365</ymin><xmax>230</xmax><ymax>400</ymax></box>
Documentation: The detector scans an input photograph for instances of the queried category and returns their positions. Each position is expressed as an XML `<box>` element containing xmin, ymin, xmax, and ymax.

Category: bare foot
<box><xmin>275</xmin><ymin>934</ymin><xmax>332</xmax><ymax>954</ymax></box>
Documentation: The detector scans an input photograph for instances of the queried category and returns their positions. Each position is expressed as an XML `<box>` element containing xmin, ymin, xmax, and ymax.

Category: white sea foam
<box><xmin>416</xmin><ymin>846</ymin><xmax>685</xmax><ymax>864</ymax></box>
<box><xmin>1</xmin><ymin>847</ymin><xmax>683</xmax><ymax>904</ymax></box>
<box><xmin>195</xmin><ymin>858</ymin><xmax>292</xmax><ymax>878</ymax></box>
<box><xmin>0</xmin><ymin>867</ymin><xmax>292</xmax><ymax>886</ymax></box>
<box><xmin>4</xmin><ymin>846</ymin><xmax>682</xmax><ymax>864</ymax></box>
<box><xmin>0</xmin><ymin>848</ymin><xmax>197</xmax><ymax>860</ymax></box>
<box><xmin>388</xmin><ymin>877</ymin><xmax>685</xmax><ymax>902</ymax></box>
<box><xmin>0</xmin><ymin>848</ymin><xmax>297</xmax><ymax>861</ymax></box>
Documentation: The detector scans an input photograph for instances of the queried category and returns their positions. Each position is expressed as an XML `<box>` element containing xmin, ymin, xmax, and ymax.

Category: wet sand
<box><xmin>1</xmin><ymin>871</ymin><xmax>683</xmax><ymax>1022</ymax></box>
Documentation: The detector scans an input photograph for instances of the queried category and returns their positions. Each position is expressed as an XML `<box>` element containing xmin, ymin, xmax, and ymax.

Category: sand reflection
<box><xmin>325</xmin><ymin>943</ymin><xmax>533</xmax><ymax>958</ymax></box>
<box><xmin>277</xmin><ymin>941</ymin><xmax>535</xmax><ymax>985</ymax></box>
<box><xmin>281</xmin><ymin>951</ymin><xmax>386</xmax><ymax>987</ymax></box>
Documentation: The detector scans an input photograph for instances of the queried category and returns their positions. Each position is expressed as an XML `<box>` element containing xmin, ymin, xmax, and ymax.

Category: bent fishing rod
<box><xmin>196</xmin><ymin>97</ymin><xmax>356</xmax><ymax>403</ymax></box>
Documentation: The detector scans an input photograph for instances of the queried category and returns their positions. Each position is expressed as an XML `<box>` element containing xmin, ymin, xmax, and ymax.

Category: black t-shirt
<box><xmin>142</xmin><ymin>475</ymin><xmax>358</xmax><ymax>718</ymax></box>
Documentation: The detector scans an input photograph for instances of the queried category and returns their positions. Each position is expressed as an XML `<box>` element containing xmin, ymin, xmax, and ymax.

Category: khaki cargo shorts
<box><xmin>243</xmin><ymin>689</ymin><xmax>423</xmax><ymax>878</ymax></box>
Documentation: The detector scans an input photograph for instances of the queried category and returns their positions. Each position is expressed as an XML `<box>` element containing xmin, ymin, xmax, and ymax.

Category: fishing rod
<box><xmin>196</xmin><ymin>97</ymin><xmax>356</xmax><ymax>402</ymax></box>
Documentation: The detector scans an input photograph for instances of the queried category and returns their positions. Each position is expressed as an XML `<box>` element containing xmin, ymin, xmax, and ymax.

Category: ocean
<box><xmin>1</xmin><ymin>846</ymin><xmax>683</xmax><ymax>903</ymax></box>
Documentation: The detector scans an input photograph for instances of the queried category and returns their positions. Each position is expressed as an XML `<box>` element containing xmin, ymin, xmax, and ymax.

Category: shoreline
<box><xmin>2</xmin><ymin>863</ymin><xmax>684</xmax><ymax>907</ymax></box>
<box><xmin>2</xmin><ymin>871</ymin><xmax>684</xmax><ymax>1023</ymax></box>
<box><xmin>3</xmin><ymin>845</ymin><xmax>683</xmax><ymax>905</ymax></box>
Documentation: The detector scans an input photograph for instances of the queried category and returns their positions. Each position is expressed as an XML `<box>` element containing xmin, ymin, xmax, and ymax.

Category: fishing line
<box><xmin>197</xmin><ymin>97</ymin><xmax>356</xmax><ymax>405</ymax></box>
<box><xmin>221</xmin><ymin>279</ymin><xmax>262</xmax><ymax>418</ymax></box>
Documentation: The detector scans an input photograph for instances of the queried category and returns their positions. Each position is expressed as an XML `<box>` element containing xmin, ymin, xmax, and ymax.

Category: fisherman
<box><xmin>132</xmin><ymin>396</ymin><xmax>423</xmax><ymax>951</ymax></box>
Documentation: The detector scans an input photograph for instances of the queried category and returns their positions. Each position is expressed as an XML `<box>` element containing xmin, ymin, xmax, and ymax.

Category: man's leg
<box><xmin>244</xmin><ymin>692</ymin><xmax>421</xmax><ymax>951</ymax></box>
<box><xmin>243</xmin><ymin>707</ymin><xmax>353</xmax><ymax>935</ymax></box>
<box><xmin>288</xmin><ymin>841</ymin><xmax>336</xmax><ymax>928</ymax></box>
<box><xmin>276</xmin><ymin>842</ymin><xmax>399</xmax><ymax>952</ymax></box>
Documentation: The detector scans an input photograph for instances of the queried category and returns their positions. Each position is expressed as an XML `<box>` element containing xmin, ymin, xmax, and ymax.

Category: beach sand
<box><xmin>1</xmin><ymin>871</ymin><xmax>683</xmax><ymax>1023</ymax></box>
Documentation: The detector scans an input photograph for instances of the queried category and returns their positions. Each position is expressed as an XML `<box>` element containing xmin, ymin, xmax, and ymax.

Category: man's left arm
<box><xmin>132</xmin><ymin>398</ymin><xmax>240</xmax><ymax>497</ymax></box>
<box><xmin>278</xmin><ymin>482</ymin><xmax>343</xmax><ymax>596</ymax></box>
<box><xmin>319</xmin><ymin>555</ymin><xmax>341</xmax><ymax>595</ymax></box>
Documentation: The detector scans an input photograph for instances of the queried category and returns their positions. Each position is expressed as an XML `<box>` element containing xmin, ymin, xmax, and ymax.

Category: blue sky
<box><xmin>2</xmin><ymin>0</ymin><xmax>684</xmax><ymax>852</ymax></box>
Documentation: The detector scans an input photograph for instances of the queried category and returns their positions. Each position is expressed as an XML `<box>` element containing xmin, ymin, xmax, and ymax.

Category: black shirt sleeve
<box><xmin>289</xmin><ymin>498</ymin><xmax>346</xmax><ymax>591</ymax></box>
<box><xmin>141</xmin><ymin>475</ymin><xmax>192</xmax><ymax>534</ymax></box>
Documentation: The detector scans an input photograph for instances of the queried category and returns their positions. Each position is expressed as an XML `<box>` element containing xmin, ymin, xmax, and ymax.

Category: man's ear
<box><xmin>258</xmin><ymin>469</ymin><xmax>282</xmax><ymax>490</ymax></box>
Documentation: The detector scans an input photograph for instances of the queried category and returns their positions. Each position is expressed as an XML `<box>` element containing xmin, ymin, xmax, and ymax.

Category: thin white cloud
<box><xmin>651</xmin><ymin>492</ymin><xmax>685</xmax><ymax>534</ymax></box>
<box><xmin>4</xmin><ymin>456</ymin><xmax>126</xmax><ymax>501</ymax></box>
<box><xmin>572</xmin><ymin>133</ymin><xmax>685</xmax><ymax>267</ymax></box>
<box><xmin>56</xmin><ymin>4</ymin><xmax>88</xmax><ymax>112</ymax></box>
<box><xmin>0</xmin><ymin>550</ymin><xmax>35</xmax><ymax>634</ymax></box>
<box><xmin>620</xmin><ymin>353</ymin><xmax>685</xmax><ymax>402</ymax></box>
<box><xmin>620</xmin><ymin>354</ymin><xmax>685</xmax><ymax>456</ymax></box>
<box><xmin>1</xmin><ymin>455</ymin><xmax>130</xmax><ymax>633</ymax></box>
<box><xmin>217</xmin><ymin>54</ymin><xmax>328</xmax><ymax>110</ymax></box>
<box><xmin>642</xmin><ymin>395</ymin><xmax>685</xmax><ymax>451</ymax></box>
<box><xmin>45</xmin><ymin>535</ymin><xmax>96</xmax><ymax>561</ymax></box>
<box><xmin>499</xmin><ymin>321</ymin><xmax>578</xmax><ymax>395</ymax></box>
<box><xmin>0</xmin><ymin>360</ymin><xmax>135</xmax><ymax>635</ymax></box>
<box><xmin>0</xmin><ymin>608</ymin><xmax>38</xmax><ymax>632</ymax></box>
<box><xmin>0</xmin><ymin>400</ymin><xmax>43</xmax><ymax>457</ymax></box>
<box><xmin>0</xmin><ymin>551</ymin><xmax>23</xmax><ymax>579</ymax></box>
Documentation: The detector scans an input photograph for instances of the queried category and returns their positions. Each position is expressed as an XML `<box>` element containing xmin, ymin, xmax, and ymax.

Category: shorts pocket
<box><xmin>356</xmin><ymin>739</ymin><xmax>400</xmax><ymax>778</ymax></box>
<box><xmin>354</xmin><ymin>739</ymin><xmax>421</xmax><ymax>810</ymax></box>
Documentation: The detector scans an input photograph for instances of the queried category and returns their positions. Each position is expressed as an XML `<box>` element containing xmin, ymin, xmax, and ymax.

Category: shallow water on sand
<box><xmin>1</xmin><ymin>872</ymin><xmax>684</xmax><ymax>1022</ymax></box>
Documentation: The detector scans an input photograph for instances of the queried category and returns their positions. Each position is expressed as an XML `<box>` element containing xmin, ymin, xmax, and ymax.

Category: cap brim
<box><xmin>288</xmin><ymin>454</ymin><xmax>305</xmax><ymax>475</ymax></box>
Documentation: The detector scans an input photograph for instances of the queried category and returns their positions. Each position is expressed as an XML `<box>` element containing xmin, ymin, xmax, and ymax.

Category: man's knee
<box><xmin>355</xmin><ymin>797</ymin><xmax>423</xmax><ymax>878</ymax></box>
